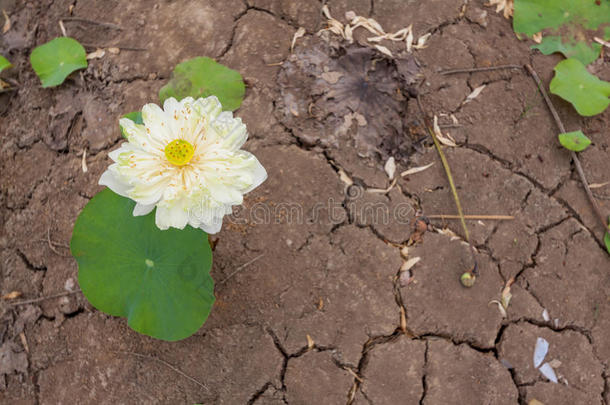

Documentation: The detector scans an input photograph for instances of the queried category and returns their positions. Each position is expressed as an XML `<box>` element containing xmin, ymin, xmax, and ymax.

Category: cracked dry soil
<box><xmin>1</xmin><ymin>0</ymin><xmax>609</xmax><ymax>404</ymax></box>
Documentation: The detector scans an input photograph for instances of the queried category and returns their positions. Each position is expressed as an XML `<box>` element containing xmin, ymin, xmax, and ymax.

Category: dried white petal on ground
<box><xmin>400</xmin><ymin>257</ymin><xmax>421</xmax><ymax>272</ymax></box>
<box><xmin>542</xmin><ymin>309</ymin><xmax>550</xmax><ymax>322</ymax></box>
<box><xmin>486</xmin><ymin>0</ymin><xmax>514</xmax><ymax>19</ymax></box>
<box><xmin>374</xmin><ymin>44</ymin><xmax>393</xmax><ymax>58</ymax></box>
<box><xmin>291</xmin><ymin>27</ymin><xmax>306</xmax><ymax>52</ymax></box>
<box><xmin>433</xmin><ymin>116</ymin><xmax>457</xmax><ymax>147</ymax></box>
<box><xmin>401</xmin><ymin>162</ymin><xmax>435</xmax><ymax>177</ymax></box>
<box><xmin>533</xmin><ymin>337</ymin><xmax>549</xmax><ymax>368</ymax></box>
<box><xmin>539</xmin><ymin>362</ymin><xmax>558</xmax><ymax>383</ymax></box>
<box><xmin>463</xmin><ymin>85</ymin><xmax>486</xmax><ymax>104</ymax></box>
<box><xmin>384</xmin><ymin>156</ymin><xmax>396</xmax><ymax>179</ymax></box>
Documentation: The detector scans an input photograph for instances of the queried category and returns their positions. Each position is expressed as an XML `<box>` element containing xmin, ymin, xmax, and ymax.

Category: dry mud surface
<box><xmin>1</xmin><ymin>0</ymin><xmax>609</xmax><ymax>404</ymax></box>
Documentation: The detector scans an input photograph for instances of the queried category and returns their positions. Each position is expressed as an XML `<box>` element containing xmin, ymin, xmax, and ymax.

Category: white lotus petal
<box><xmin>156</xmin><ymin>202</ymin><xmax>189</xmax><ymax>230</ymax></box>
<box><xmin>99</xmin><ymin>170</ymin><xmax>130</xmax><ymax>197</ymax></box>
<box><xmin>539</xmin><ymin>362</ymin><xmax>558</xmax><ymax>383</ymax></box>
<box><xmin>133</xmin><ymin>203</ymin><xmax>156</xmax><ymax>216</ymax></box>
<box><xmin>533</xmin><ymin>337</ymin><xmax>549</xmax><ymax>368</ymax></box>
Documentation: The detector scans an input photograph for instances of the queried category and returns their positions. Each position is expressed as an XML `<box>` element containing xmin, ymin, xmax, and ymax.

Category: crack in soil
<box><xmin>418</xmin><ymin>340</ymin><xmax>429</xmax><ymax>405</ymax></box>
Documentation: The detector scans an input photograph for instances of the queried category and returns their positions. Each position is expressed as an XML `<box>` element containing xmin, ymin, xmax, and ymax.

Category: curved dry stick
<box><xmin>111</xmin><ymin>351</ymin><xmax>209</xmax><ymax>392</ymax></box>
<box><xmin>525</xmin><ymin>64</ymin><xmax>609</xmax><ymax>233</ymax></box>
<box><xmin>440</xmin><ymin>65</ymin><xmax>523</xmax><ymax>75</ymax></box>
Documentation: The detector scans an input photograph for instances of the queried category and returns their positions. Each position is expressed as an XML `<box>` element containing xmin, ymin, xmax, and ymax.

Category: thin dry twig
<box><xmin>46</xmin><ymin>228</ymin><xmax>71</xmax><ymax>257</ymax></box>
<box><xmin>111</xmin><ymin>351</ymin><xmax>208</xmax><ymax>391</ymax></box>
<box><xmin>61</xmin><ymin>17</ymin><xmax>122</xmax><ymax>30</ymax></box>
<box><xmin>427</xmin><ymin>214</ymin><xmax>515</xmax><ymax>220</ymax></box>
<box><xmin>81</xmin><ymin>43</ymin><xmax>147</xmax><ymax>51</ymax></box>
<box><xmin>525</xmin><ymin>64</ymin><xmax>608</xmax><ymax>232</ymax></box>
<box><xmin>440</xmin><ymin>65</ymin><xmax>523</xmax><ymax>75</ymax></box>
<box><xmin>58</xmin><ymin>20</ymin><xmax>67</xmax><ymax>36</ymax></box>
<box><xmin>9</xmin><ymin>290</ymin><xmax>81</xmax><ymax>306</ymax></box>
<box><xmin>415</xmin><ymin>95</ymin><xmax>478</xmax><ymax>275</ymax></box>
<box><xmin>0</xmin><ymin>87</ymin><xmax>18</xmax><ymax>94</ymax></box>
<box><xmin>217</xmin><ymin>254</ymin><xmax>265</xmax><ymax>285</ymax></box>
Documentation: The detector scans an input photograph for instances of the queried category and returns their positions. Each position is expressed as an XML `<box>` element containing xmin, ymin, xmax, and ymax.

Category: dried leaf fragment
<box><xmin>401</xmin><ymin>162</ymin><xmax>435</xmax><ymax>177</ymax></box>
<box><xmin>306</xmin><ymin>334</ymin><xmax>314</xmax><ymax>349</ymax></box>
<box><xmin>400</xmin><ymin>257</ymin><xmax>421</xmax><ymax>272</ymax></box>
<box><xmin>486</xmin><ymin>0</ymin><xmax>514</xmax><ymax>19</ymax></box>
<box><xmin>320</xmin><ymin>71</ymin><xmax>343</xmax><ymax>84</ymax></box>
<box><xmin>384</xmin><ymin>156</ymin><xmax>396</xmax><ymax>179</ymax></box>
<box><xmin>2</xmin><ymin>9</ymin><xmax>10</xmax><ymax>34</ymax></box>
<box><xmin>291</xmin><ymin>27</ymin><xmax>306</xmax><ymax>52</ymax></box>
<box><xmin>413</xmin><ymin>33</ymin><xmax>431</xmax><ymax>49</ymax></box>
<box><xmin>489</xmin><ymin>300</ymin><xmax>507</xmax><ymax>318</ymax></box>
<box><xmin>433</xmin><ymin>116</ymin><xmax>457</xmax><ymax>147</ymax></box>
<box><xmin>501</xmin><ymin>277</ymin><xmax>513</xmax><ymax>309</ymax></box>
<box><xmin>338</xmin><ymin>167</ymin><xmax>353</xmax><ymax>186</ymax></box>
<box><xmin>2</xmin><ymin>291</ymin><xmax>22</xmax><ymax>300</ymax></box>
<box><xmin>86</xmin><ymin>48</ymin><xmax>105</xmax><ymax>60</ymax></box>
<box><xmin>374</xmin><ymin>44</ymin><xmax>393</xmax><ymax>58</ymax></box>
<box><xmin>463</xmin><ymin>84</ymin><xmax>486</xmax><ymax>104</ymax></box>
<box><xmin>532</xmin><ymin>32</ymin><xmax>543</xmax><ymax>43</ymax></box>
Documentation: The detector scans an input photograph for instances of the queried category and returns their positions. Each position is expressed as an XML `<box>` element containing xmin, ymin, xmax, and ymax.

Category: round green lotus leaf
<box><xmin>30</xmin><ymin>37</ymin><xmax>87</xmax><ymax>87</ymax></box>
<box><xmin>550</xmin><ymin>58</ymin><xmax>610</xmax><ymax>116</ymax></box>
<box><xmin>71</xmin><ymin>189</ymin><xmax>215</xmax><ymax>341</ymax></box>
<box><xmin>558</xmin><ymin>130</ymin><xmax>592</xmax><ymax>152</ymax></box>
<box><xmin>159</xmin><ymin>57</ymin><xmax>245</xmax><ymax>111</ymax></box>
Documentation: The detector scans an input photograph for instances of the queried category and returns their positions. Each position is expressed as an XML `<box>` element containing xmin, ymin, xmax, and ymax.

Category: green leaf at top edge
<box><xmin>550</xmin><ymin>58</ymin><xmax>610</xmax><ymax>117</ymax></box>
<box><xmin>159</xmin><ymin>57</ymin><xmax>245</xmax><ymax>111</ymax></box>
<box><xmin>558</xmin><ymin>130</ymin><xmax>592</xmax><ymax>152</ymax></box>
<box><xmin>0</xmin><ymin>55</ymin><xmax>11</xmax><ymax>74</ymax></box>
<box><xmin>71</xmin><ymin>189</ymin><xmax>215</xmax><ymax>341</ymax></box>
<box><xmin>30</xmin><ymin>37</ymin><xmax>87</xmax><ymax>88</ymax></box>
<box><xmin>120</xmin><ymin>111</ymin><xmax>143</xmax><ymax>138</ymax></box>
<box><xmin>514</xmin><ymin>0</ymin><xmax>610</xmax><ymax>35</ymax></box>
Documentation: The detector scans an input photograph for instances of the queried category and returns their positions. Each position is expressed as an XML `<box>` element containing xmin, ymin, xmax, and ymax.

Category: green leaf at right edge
<box><xmin>605</xmin><ymin>231</ymin><xmax>610</xmax><ymax>255</ymax></box>
<box><xmin>159</xmin><ymin>57</ymin><xmax>245</xmax><ymax>111</ymax></box>
<box><xmin>30</xmin><ymin>37</ymin><xmax>87</xmax><ymax>87</ymax></box>
<box><xmin>550</xmin><ymin>58</ymin><xmax>610</xmax><ymax>116</ymax></box>
<box><xmin>0</xmin><ymin>55</ymin><xmax>11</xmax><ymax>74</ymax></box>
<box><xmin>558</xmin><ymin>130</ymin><xmax>592</xmax><ymax>152</ymax></box>
<box><xmin>120</xmin><ymin>111</ymin><xmax>143</xmax><ymax>138</ymax></box>
<box><xmin>71</xmin><ymin>189</ymin><xmax>215</xmax><ymax>341</ymax></box>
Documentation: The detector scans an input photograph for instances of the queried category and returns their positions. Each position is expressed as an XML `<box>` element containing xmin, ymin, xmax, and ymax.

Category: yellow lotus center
<box><xmin>164</xmin><ymin>139</ymin><xmax>194</xmax><ymax>166</ymax></box>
